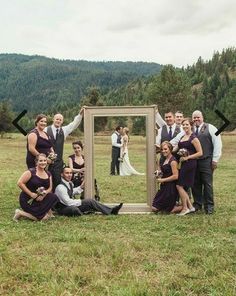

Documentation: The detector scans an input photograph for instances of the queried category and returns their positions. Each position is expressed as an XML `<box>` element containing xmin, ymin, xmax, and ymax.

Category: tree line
<box><xmin>0</xmin><ymin>48</ymin><xmax>235</xmax><ymax>136</ymax></box>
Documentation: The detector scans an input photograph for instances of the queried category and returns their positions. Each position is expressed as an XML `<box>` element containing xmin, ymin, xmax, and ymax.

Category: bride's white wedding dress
<box><xmin>119</xmin><ymin>136</ymin><xmax>144</xmax><ymax>176</ymax></box>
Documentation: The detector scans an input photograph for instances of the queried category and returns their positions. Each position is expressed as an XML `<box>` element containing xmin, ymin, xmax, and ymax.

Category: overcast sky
<box><xmin>0</xmin><ymin>0</ymin><xmax>235</xmax><ymax>67</ymax></box>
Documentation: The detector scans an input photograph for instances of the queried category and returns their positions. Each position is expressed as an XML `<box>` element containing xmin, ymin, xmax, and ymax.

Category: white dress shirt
<box><xmin>170</xmin><ymin>123</ymin><xmax>222</xmax><ymax>162</ymax></box>
<box><xmin>55</xmin><ymin>178</ymin><xmax>84</xmax><ymax>207</ymax></box>
<box><xmin>156</xmin><ymin>123</ymin><xmax>180</xmax><ymax>145</ymax></box>
<box><xmin>44</xmin><ymin>113</ymin><xmax>83</xmax><ymax>139</ymax></box>
<box><xmin>155</xmin><ymin>112</ymin><xmax>166</xmax><ymax>128</ymax></box>
<box><xmin>111</xmin><ymin>131</ymin><xmax>122</xmax><ymax>148</ymax></box>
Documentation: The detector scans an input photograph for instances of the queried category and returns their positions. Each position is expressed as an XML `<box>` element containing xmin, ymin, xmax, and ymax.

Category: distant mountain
<box><xmin>0</xmin><ymin>53</ymin><xmax>162</xmax><ymax>114</ymax></box>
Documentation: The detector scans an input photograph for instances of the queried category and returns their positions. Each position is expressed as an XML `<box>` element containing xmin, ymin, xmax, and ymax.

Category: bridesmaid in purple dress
<box><xmin>26</xmin><ymin>114</ymin><xmax>54</xmax><ymax>169</ymax></box>
<box><xmin>68</xmin><ymin>141</ymin><xmax>85</xmax><ymax>187</ymax></box>
<box><xmin>176</xmin><ymin>118</ymin><xmax>203</xmax><ymax>216</ymax></box>
<box><xmin>152</xmin><ymin>141</ymin><xmax>182</xmax><ymax>213</ymax></box>
<box><xmin>13</xmin><ymin>153</ymin><xmax>58</xmax><ymax>222</ymax></box>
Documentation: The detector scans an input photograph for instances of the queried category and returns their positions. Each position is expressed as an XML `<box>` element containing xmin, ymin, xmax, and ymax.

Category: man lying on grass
<box><xmin>54</xmin><ymin>167</ymin><xmax>123</xmax><ymax>216</ymax></box>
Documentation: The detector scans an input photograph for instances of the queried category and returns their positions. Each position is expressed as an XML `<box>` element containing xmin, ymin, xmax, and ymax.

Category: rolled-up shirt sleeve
<box><xmin>62</xmin><ymin>114</ymin><xmax>83</xmax><ymax>139</ymax></box>
<box><xmin>155</xmin><ymin>128</ymin><xmax>162</xmax><ymax>145</ymax></box>
<box><xmin>209</xmin><ymin>124</ymin><xmax>222</xmax><ymax>162</ymax></box>
<box><xmin>170</xmin><ymin>131</ymin><xmax>184</xmax><ymax>147</ymax></box>
<box><xmin>156</xmin><ymin>112</ymin><xmax>166</xmax><ymax>128</ymax></box>
<box><xmin>55</xmin><ymin>184</ymin><xmax>82</xmax><ymax>207</ymax></box>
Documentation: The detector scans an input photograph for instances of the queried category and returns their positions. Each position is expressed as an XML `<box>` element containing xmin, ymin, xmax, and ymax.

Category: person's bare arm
<box><xmin>27</xmin><ymin>133</ymin><xmax>39</xmax><ymax>156</ymax></box>
<box><xmin>17</xmin><ymin>171</ymin><xmax>38</xmax><ymax>200</ymax></box>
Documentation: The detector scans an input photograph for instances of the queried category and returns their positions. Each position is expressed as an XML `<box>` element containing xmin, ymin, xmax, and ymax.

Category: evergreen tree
<box><xmin>0</xmin><ymin>101</ymin><xmax>14</xmax><ymax>137</ymax></box>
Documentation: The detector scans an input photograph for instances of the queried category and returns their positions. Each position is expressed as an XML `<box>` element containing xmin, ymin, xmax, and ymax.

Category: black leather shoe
<box><xmin>205</xmin><ymin>210</ymin><xmax>214</xmax><ymax>215</ymax></box>
<box><xmin>111</xmin><ymin>203</ymin><xmax>123</xmax><ymax>215</ymax></box>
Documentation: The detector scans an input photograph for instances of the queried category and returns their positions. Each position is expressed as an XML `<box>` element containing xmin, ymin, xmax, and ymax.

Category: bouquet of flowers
<box><xmin>154</xmin><ymin>170</ymin><xmax>163</xmax><ymax>190</ymax></box>
<box><xmin>177</xmin><ymin>148</ymin><xmax>189</xmax><ymax>169</ymax></box>
<box><xmin>27</xmin><ymin>187</ymin><xmax>46</xmax><ymax>205</ymax></box>
<box><xmin>47</xmin><ymin>152</ymin><xmax>57</xmax><ymax>163</ymax></box>
<box><xmin>154</xmin><ymin>170</ymin><xmax>163</xmax><ymax>178</ymax></box>
<box><xmin>118</xmin><ymin>152</ymin><xmax>126</xmax><ymax>163</ymax></box>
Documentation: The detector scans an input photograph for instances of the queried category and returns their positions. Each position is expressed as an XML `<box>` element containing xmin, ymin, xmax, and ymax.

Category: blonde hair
<box><xmin>161</xmin><ymin>141</ymin><xmax>173</xmax><ymax>152</ymax></box>
<box><xmin>123</xmin><ymin>127</ymin><xmax>129</xmax><ymax>134</ymax></box>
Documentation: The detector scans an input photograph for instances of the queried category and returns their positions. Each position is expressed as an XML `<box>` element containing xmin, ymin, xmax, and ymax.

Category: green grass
<box><xmin>0</xmin><ymin>134</ymin><xmax>236</xmax><ymax>296</ymax></box>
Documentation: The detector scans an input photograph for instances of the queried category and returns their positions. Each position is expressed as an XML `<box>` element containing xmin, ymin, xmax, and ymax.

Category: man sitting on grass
<box><xmin>54</xmin><ymin>167</ymin><xmax>123</xmax><ymax>216</ymax></box>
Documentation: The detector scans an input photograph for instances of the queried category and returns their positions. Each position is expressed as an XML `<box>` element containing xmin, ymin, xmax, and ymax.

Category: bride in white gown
<box><xmin>119</xmin><ymin>127</ymin><xmax>144</xmax><ymax>176</ymax></box>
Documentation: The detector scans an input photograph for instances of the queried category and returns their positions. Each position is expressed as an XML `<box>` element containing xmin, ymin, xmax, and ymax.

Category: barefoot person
<box><xmin>14</xmin><ymin>154</ymin><xmax>58</xmax><ymax>222</ymax></box>
<box><xmin>55</xmin><ymin>167</ymin><xmax>123</xmax><ymax>216</ymax></box>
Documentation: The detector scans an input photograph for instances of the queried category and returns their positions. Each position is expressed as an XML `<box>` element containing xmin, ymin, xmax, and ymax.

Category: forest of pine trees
<box><xmin>0</xmin><ymin>48</ymin><xmax>235</xmax><ymax>134</ymax></box>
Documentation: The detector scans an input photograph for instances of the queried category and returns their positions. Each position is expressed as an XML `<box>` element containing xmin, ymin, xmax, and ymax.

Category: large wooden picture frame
<box><xmin>83</xmin><ymin>106</ymin><xmax>157</xmax><ymax>213</ymax></box>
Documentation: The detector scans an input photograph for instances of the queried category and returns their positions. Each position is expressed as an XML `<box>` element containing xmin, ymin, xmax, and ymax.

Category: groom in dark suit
<box><xmin>110</xmin><ymin>126</ymin><xmax>123</xmax><ymax>175</ymax></box>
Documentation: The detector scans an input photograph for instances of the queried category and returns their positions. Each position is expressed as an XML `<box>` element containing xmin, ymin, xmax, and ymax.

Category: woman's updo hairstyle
<box><xmin>161</xmin><ymin>141</ymin><xmax>173</xmax><ymax>152</ymax></box>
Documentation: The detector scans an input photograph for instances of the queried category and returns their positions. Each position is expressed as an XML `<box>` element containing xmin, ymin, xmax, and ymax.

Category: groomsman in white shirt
<box><xmin>45</xmin><ymin>107</ymin><xmax>85</xmax><ymax>189</ymax></box>
<box><xmin>155</xmin><ymin>111</ymin><xmax>182</xmax><ymax>151</ymax></box>
<box><xmin>55</xmin><ymin>167</ymin><xmax>123</xmax><ymax>216</ymax></box>
<box><xmin>191</xmin><ymin>110</ymin><xmax>222</xmax><ymax>214</ymax></box>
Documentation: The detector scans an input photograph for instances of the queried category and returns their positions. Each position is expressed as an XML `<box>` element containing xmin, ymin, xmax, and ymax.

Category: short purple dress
<box><xmin>69</xmin><ymin>154</ymin><xmax>85</xmax><ymax>187</ymax></box>
<box><xmin>19</xmin><ymin>168</ymin><xmax>58</xmax><ymax>220</ymax></box>
<box><xmin>152</xmin><ymin>156</ymin><xmax>178</xmax><ymax>212</ymax></box>
<box><xmin>26</xmin><ymin>128</ymin><xmax>52</xmax><ymax>168</ymax></box>
<box><xmin>177</xmin><ymin>133</ymin><xmax>197</xmax><ymax>188</ymax></box>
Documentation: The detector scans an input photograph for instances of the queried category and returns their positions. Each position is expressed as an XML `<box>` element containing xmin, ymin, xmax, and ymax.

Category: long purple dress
<box><xmin>26</xmin><ymin>128</ymin><xmax>52</xmax><ymax>168</ymax></box>
<box><xmin>69</xmin><ymin>154</ymin><xmax>85</xmax><ymax>187</ymax></box>
<box><xmin>152</xmin><ymin>156</ymin><xmax>178</xmax><ymax>212</ymax></box>
<box><xmin>19</xmin><ymin>168</ymin><xmax>58</xmax><ymax>220</ymax></box>
<box><xmin>177</xmin><ymin>133</ymin><xmax>197</xmax><ymax>188</ymax></box>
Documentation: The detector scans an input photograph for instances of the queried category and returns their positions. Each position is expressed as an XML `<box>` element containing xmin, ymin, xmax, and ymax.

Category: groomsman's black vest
<box><xmin>46</xmin><ymin>126</ymin><xmax>65</xmax><ymax>161</ymax></box>
<box><xmin>60</xmin><ymin>180</ymin><xmax>74</xmax><ymax>199</ymax></box>
<box><xmin>112</xmin><ymin>132</ymin><xmax>121</xmax><ymax>148</ymax></box>
<box><xmin>161</xmin><ymin>125</ymin><xmax>181</xmax><ymax>143</ymax></box>
<box><xmin>117</xmin><ymin>133</ymin><xmax>122</xmax><ymax>144</ymax></box>
<box><xmin>55</xmin><ymin>180</ymin><xmax>74</xmax><ymax>209</ymax></box>
<box><xmin>196</xmin><ymin>123</ymin><xmax>213</xmax><ymax>159</ymax></box>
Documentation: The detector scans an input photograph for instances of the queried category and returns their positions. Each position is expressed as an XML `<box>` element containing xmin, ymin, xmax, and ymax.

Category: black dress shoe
<box><xmin>205</xmin><ymin>210</ymin><xmax>214</xmax><ymax>215</ymax></box>
<box><xmin>111</xmin><ymin>203</ymin><xmax>123</xmax><ymax>215</ymax></box>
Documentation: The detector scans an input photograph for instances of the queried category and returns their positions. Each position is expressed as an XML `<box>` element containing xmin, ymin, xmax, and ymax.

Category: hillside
<box><xmin>0</xmin><ymin>53</ymin><xmax>162</xmax><ymax>114</ymax></box>
<box><xmin>103</xmin><ymin>47</ymin><xmax>236</xmax><ymax>130</ymax></box>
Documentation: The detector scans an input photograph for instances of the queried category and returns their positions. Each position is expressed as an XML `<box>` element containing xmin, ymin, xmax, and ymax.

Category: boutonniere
<box><xmin>200</xmin><ymin>124</ymin><xmax>207</xmax><ymax>133</ymax></box>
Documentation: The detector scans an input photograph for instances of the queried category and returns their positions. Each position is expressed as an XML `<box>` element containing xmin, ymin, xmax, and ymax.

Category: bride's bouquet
<box><xmin>27</xmin><ymin>187</ymin><xmax>46</xmax><ymax>205</ymax></box>
<box><xmin>118</xmin><ymin>152</ymin><xmax>126</xmax><ymax>163</ymax></box>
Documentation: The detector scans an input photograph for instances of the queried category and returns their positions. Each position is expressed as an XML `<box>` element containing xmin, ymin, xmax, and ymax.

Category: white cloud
<box><xmin>0</xmin><ymin>0</ymin><xmax>235</xmax><ymax>66</ymax></box>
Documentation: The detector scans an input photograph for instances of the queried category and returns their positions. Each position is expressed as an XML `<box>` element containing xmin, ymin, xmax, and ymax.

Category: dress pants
<box><xmin>110</xmin><ymin>146</ymin><xmax>120</xmax><ymax>175</ymax></box>
<box><xmin>49</xmin><ymin>159</ymin><xmax>64</xmax><ymax>191</ymax></box>
<box><xmin>57</xmin><ymin>199</ymin><xmax>113</xmax><ymax>216</ymax></box>
<box><xmin>192</xmin><ymin>158</ymin><xmax>214</xmax><ymax>212</ymax></box>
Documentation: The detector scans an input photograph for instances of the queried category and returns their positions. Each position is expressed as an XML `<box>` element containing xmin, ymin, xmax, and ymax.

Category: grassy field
<box><xmin>0</xmin><ymin>134</ymin><xmax>235</xmax><ymax>296</ymax></box>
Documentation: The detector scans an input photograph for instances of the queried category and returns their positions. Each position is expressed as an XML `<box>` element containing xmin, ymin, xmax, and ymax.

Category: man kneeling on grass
<box><xmin>54</xmin><ymin>167</ymin><xmax>123</xmax><ymax>216</ymax></box>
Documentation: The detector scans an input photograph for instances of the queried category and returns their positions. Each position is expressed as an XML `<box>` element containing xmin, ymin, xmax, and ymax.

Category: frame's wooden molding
<box><xmin>84</xmin><ymin>106</ymin><xmax>157</xmax><ymax>213</ymax></box>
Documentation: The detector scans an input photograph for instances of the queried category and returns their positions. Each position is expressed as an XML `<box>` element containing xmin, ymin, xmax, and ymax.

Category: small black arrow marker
<box><xmin>215</xmin><ymin>110</ymin><xmax>230</xmax><ymax>136</ymax></box>
<box><xmin>12</xmin><ymin>110</ymin><xmax>28</xmax><ymax>136</ymax></box>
